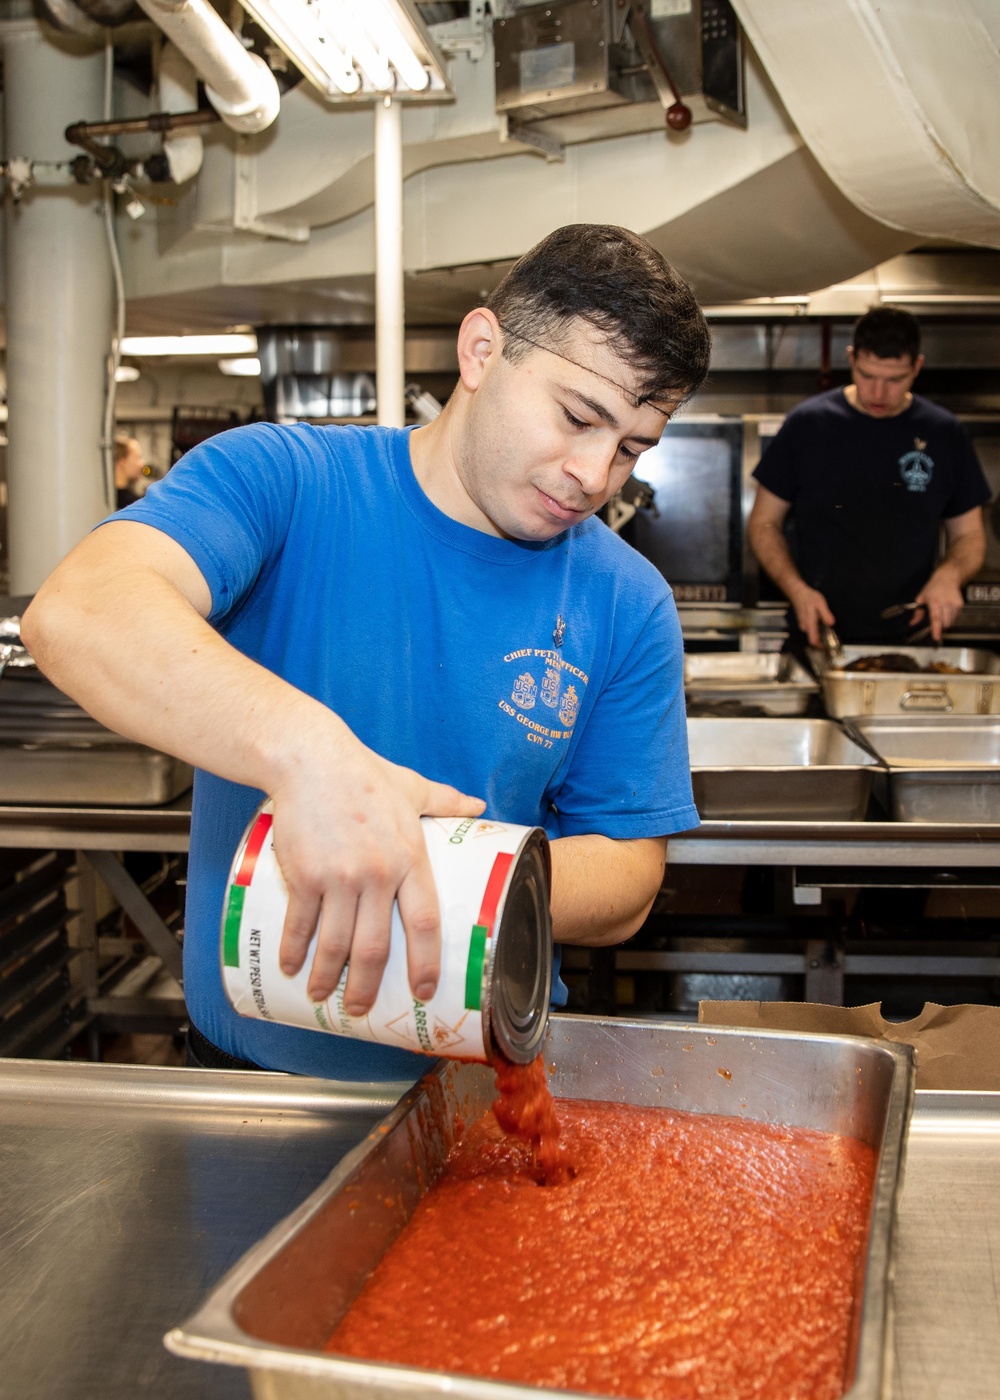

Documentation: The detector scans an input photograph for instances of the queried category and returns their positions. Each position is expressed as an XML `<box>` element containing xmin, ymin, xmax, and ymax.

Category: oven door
<box><xmin>623</xmin><ymin>418</ymin><xmax>744</xmax><ymax>603</ymax></box>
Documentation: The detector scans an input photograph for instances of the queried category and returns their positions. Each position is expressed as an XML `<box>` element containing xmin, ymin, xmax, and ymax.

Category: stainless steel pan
<box><xmin>844</xmin><ymin>716</ymin><xmax>1000</xmax><ymax>823</ymax></box>
<box><xmin>687</xmin><ymin>717</ymin><xmax>878</xmax><ymax>819</ymax></box>
<box><xmin>166</xmin><ymin>1015</ymin><xmax>914</xmax><ymax>1400</ymax></box>
<box><xmin>810</xmin><ymin>646</ymin><xmax>1000</xmax><ymax>717</ymax></box>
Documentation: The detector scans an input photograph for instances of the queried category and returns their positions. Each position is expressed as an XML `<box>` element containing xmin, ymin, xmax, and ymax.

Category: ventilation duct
<box><xmin>731</xmin><ymin>0</ymin><xmax>1000</xmax><ymax>248</ymax></box>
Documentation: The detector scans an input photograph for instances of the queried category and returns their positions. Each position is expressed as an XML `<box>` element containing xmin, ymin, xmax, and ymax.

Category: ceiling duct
<box><xmin>730</xmin><ymin>0</ymin><xmax>1000</xmax><ymax>249</ymax></box>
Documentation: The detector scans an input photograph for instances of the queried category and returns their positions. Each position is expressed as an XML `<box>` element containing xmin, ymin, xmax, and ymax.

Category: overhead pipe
<box><xmin>133</xmin><ymin>0</ymin><xmax>280</xmax><ymax>134</ymax></box>
<box><xmin>35</xmin><ymin>0</ymin><xmax>106</xmax><ymax>41</ymax></box>
<box><xmin>157</xmin><ymin>43</ymin><xmax>206</xmax><ymax>183</ymax></box>
<box><xmin>375</xmin><ymin>95</ymin><xmax>405</xmax><ymax>428</ymax></box>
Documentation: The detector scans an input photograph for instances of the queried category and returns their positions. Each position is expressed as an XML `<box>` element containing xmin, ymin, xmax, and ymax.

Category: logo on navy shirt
<box><xmin>499</xmin><ymin>644</ymin><xmax>589</xmax><ymax>748</ymax></box>
<box><xmin>899</xmin><ymin>437</ymin><xmax>934</xmax><ymax>493</ymax></box>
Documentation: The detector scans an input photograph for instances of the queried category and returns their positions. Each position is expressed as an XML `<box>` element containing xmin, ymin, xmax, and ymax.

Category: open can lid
<box><xmin>486</xmin><ymin>827</ymin><xmax>552</xmax><ymax>1065</ymax></box>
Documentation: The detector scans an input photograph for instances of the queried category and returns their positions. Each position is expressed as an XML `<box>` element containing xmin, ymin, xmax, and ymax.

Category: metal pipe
<box><xmin>133</xmin><ymin>0</ymin><xmax>280</xmax><ymax>134</ymax></box>
<box><xmin>65</xmin><ymin>107</ymin><xmax>220</xmax><ymax>141</ymax></box>
<box><xmin>2</xmin><ymin>22</ymin><xmax>111</xmax><ymax>592</ymax></box>
<box><xmin>375</xmin><ymin>95</ymin><xmax>405</xmax><ymax>429</ymax></box>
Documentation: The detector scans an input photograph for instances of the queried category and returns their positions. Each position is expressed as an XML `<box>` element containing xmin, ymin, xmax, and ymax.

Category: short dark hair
<box><xmin>486</xmin><ymin>224</ymin><xmax>711</xmax><ymax>405</ymax></box>
<box><xmin>851</xmin><ymin>306</ymin><xmax>921</xmax><ymax>362</ymax></box>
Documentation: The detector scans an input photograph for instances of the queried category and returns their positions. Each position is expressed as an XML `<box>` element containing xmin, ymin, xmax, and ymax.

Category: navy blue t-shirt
<box><xmin>110</xmin><ymin>424</ymin><xmax>697</xmax><ymax>1079</ymax></box>
<box><xmin>754</xmin><ymin>390</ymin><xmax>991</xmax><ymax>642</ymax></box>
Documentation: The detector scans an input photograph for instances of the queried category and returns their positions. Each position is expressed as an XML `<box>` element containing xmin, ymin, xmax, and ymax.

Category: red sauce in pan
<box><xmin>327</xmin><ymin>1083</ymin><xmax>875</xmax><ymax>1400</ymax></box>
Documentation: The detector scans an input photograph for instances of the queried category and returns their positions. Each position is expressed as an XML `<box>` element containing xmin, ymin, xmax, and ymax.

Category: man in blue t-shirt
<box><xmin>749</xmin><ymin>306</ymin><xmax>990</xmax><ymax>647</ymax></box>
<box><xmin>22</xmin><ymin>224</ymin><xmax>710</xmax><ymax>1080</ymax></box>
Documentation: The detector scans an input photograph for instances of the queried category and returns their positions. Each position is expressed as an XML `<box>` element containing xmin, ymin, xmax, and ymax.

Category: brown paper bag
<box><xmin>698</xmin><ymin>1000</ymin><xmax>1000</xmax><ymax>1090</ymax></box>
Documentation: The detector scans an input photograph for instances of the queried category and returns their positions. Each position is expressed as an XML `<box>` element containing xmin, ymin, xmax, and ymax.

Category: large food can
<box><xmin>220</xmin><ymin>809</ymin><xmax>552</xmax><ymax>1064</ymax></box>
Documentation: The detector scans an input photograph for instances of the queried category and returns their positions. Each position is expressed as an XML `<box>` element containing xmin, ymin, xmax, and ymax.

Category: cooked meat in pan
<box><xmin>843</xmin><ymin>654</ymin><xmax>969</xmax><ymax>675</ymax></box>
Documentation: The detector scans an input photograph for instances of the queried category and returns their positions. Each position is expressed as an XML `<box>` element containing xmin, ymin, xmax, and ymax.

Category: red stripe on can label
<box><xmin>235</xmin><ymin>812</ymin><xmax>273</xmax><ymax>887</ymax></box>
<box><xmin>476</xmin><ymin>851</ymin><xmax>513</xmax><ymax>939</ymax></box>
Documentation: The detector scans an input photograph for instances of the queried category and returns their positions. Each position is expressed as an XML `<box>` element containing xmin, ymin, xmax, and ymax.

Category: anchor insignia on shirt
<box><xmin>898</xmin><ymin>439</ymin><xmax>934</xmax><ymax>494</ymax></box>
<box><xmin>553</xmin><ymin>615</ymin><xmax>566</xmax><ymax>648</ymax></box>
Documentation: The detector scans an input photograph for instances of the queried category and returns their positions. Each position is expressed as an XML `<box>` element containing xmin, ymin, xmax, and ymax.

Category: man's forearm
<box><xmin>747</xmin><ymin>521</ymin><xmax>807</xmax><ymax>601</ymax></box>
<box><xmin>548</xmin><ymin>834</ymin><xmax>666</xmax><ymax>947</ymax></box>
<box><xmin>22</xmin><ymin>545</ymin><xmax>350</xmax><ymax>793</ymax></box>
<box><xmin>938</xmin><ymin>532</ymin><xmax>986</xmax><ymax>586</ymax></box>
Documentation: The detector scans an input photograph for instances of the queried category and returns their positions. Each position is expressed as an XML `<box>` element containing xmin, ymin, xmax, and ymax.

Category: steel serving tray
<box><xmin>684</xmin><ymin>653</ymin><xmax>818</xmax><ymax>716</ymax></box>
<box><xmin>687</xmin><ymin>716</ymin><xmax>879</xmax><ymax>820</ymax></box>
<box><xmin>167</xmin><ymin>1015</ymin><xmax>914</xmax><ymax>1400</ymax></box>
<box><xmin>809</xmin><ymin>646</ymin><xmax>1000</xmax><ymax>718</ymax></box>
<box><xmin>0</xmin><ymin>735</ymin><xmax>194</xmax><ymax>806</ymax></box>
<box><xmin>845</xmin><ymin>716</ymin><xmax>1000</xmax><ymax>823</ymax></box>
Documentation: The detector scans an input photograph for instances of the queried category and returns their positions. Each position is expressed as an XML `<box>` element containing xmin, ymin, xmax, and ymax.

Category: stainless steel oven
<box><xmin>624</xmin><ymin>417</ymin><xmax>744</xmax><ymax>604</ymax></box>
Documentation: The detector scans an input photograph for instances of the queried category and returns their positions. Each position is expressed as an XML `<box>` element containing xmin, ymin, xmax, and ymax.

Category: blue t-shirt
<box><xmin>112</xmin><ymin>424</ymin><xmax>697</xmax><ymax>1078</ymax></box>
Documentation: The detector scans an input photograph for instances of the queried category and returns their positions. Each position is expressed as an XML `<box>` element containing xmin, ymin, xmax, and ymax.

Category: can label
<box><xmin>221</xmin><ymin>811</ymin><xmax>543</xmax><ymax>1062</ymax></box>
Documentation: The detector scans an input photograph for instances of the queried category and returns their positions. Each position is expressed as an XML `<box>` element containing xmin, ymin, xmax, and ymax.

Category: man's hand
<box><xmin>788</xmin><ymin>581</ymin><xmax>836</xmax><ymax>649</ymax></box>
<box><xmin>269</xmin><ymin>721</ymin><xmax>485</xmax><ymax>1015</ymax></box>
<box><xmin>911</xmin><ymin>564</ymin><xmax>965</xmax><ymax>643</ymax></box>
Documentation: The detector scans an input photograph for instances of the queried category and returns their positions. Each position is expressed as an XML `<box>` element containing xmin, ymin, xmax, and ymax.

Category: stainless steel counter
<box><xmin>891</xmin><ymin>1092</ymin><xmax>1000</xmax><ymax>1399</ymax></box>
<box><xmin>2</xmin><ymin>800</ymin><xmax>999</xmax><ymax>869</ymax></box>
<box><xmin>0</xmin><ymin>1060</ymin><xmax>997</xmax><ymax>1400</ymax></box>
<box><xmin>0</xmin><ymin>1061</ymin><xmax>409</xmax><ymax>1400</ymax></box>
<box><xmin>668</xmin><ymin>819</ymin><xmax>1000</xmax><ymax>866</ymax></box>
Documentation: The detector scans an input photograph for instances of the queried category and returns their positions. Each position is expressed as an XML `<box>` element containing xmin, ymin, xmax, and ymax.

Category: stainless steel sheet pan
<box><xmin>167</xmin><ymin>1016</ymin><xmax>914</xmax><ymax>1400</ymax></box>
<box><xmin>845</xmin><ymin>716</ymin><xmax>1000</xmax><ymax>823</ymax></box>
<box><xmin>810</xmin><ymin>646</ymin><xmax>1000</xmax><ymax>718</ymax></box>
<box><xmin>687</xmin><ymin>717</ymin><xmax>879</xmax><ymax>820</ymax></box>
<box><xmin>684</xmin><ymin>652</ymin><xmax>818</xmax><ymax>716</ymax></box>
<box><xmin>0</xmin><ymin>738</ymin><xmax>193</xmax><ymax>806</ymax></box>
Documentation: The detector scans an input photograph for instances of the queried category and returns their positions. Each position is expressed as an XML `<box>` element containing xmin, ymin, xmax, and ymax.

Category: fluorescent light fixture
<box><xmin>114</xmin><ymin>364</ymin><xmax>140</xmax><ymax>383</ymax></box>
<box><xmin>235</xmin><ymin>0</ymin><xmax>447</xmax><ymax>100</ymax></box>
<box><xmin>218</xmin><ymin>357</ymin><xmax>263</xmax><ymax>377</ymax></box>
<box><xmin>120</xmin><ymin>334</ymin><xmax>259</xmax><ymax>356</ymax></box>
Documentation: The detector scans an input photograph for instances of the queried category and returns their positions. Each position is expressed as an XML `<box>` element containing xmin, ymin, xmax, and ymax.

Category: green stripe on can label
<box><xmin>223</xmin><ymin>884</ymin><xmax>246</xmax><ymax>968</ymax></box>
<box><xmin>465</xmin><ymin>923</ymin><xmax>488</xmax><ymax>1011</ymax></box>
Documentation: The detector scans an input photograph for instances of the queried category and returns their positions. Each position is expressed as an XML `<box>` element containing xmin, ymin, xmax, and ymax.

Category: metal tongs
<box><xmin>819</xmin><ymin>622</ymin><xmax>847</xmax><ymax>669</ymax></box>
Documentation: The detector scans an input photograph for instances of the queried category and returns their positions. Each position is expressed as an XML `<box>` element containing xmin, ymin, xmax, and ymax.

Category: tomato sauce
<box><xmin>490</xmin><ymin>1051</ymin><xmax>571</xmax><ymax>1185</ymax></box>
<box><xmin>327</xmin><ymin>1090</ymin><xmax>875</xmax><ymax>1400</ymax></box>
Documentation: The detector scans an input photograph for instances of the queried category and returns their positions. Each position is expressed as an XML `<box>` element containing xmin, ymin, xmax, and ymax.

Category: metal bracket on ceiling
<box><xmin>432</xmin><ymin>0</ymin><xmax>491</xmax><ymax>61</ymax></box>
<box><xmin>233</xmin><ymin>142</ymin><xmax>309</xmax><ymax>243</ymax></box>
<box><xmin>498</xmin><ymin>114</ymin><xmax>566</xmax><ymax>162</ymax></box>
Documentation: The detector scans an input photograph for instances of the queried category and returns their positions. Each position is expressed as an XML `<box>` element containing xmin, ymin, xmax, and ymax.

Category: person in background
<box><xmin>22</xmin><ymin>224</ymin><xmax>710</xmax><ymax>1080</ymax></box>
<box><xmin>114</xmin><ymin>435</ymin><xmax>148</xmax><ymax>511</ymax></box>
<box><xmin>748</xmin><ymin>306</ymin><xmax>991</xmax><ymax>648</ymax></box>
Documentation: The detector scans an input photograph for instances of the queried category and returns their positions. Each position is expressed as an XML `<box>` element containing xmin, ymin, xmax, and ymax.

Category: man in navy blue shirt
<box><xmin>22</xmin><ymin>225</ymin><xmax>710</xmax><ymax>1077</ymax></box>
<box><xmin>749</xmin><ymin>307</ymin><xmax>990</xmax><ymax>647</ymax></box>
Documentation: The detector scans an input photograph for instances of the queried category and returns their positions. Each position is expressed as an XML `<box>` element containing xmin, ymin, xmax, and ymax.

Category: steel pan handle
<box><xmin>899</xmin><ymin>685</ymin><xmax>953</xmax><ymax>713</ymax></box>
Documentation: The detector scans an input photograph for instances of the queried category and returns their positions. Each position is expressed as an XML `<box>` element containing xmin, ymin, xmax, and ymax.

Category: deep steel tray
<box><xmin>0</xmin><ymin>737</ymin><xmax>193</xmax><ymax>806</ymax></box>
<box><xmin>684</xmin><ymin>652</ymin><xmax>818</xmax><ymax>716</ymax></box>
<box><xmin>688</xmin><ymin>717</ymin><xmax>879</xmax><ymax>820</ymax></box>
<box><xmin>167</xmin><ymin>1016</ymin><xmax>914</xmax><ymax>1400</ymax></box>
<box><xmin>810</xmin><ymin>646</ymin><xmax>1000</xmax><ymax>717</ymax></box>
<box><xmin>845</xmin><ymin>716</ymin><xmax>1000</xmax><ymax>823</ymax></box>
